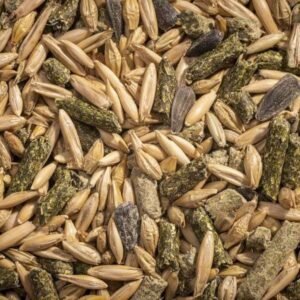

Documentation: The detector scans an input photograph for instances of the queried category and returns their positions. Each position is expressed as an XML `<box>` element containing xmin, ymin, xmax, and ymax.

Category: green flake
<box><xmin>56</xmin><ymin>97</ymin><xmax>122</xmax><ymax>133</ymax></box>
<box><xmin>153</xmin><ymin>59</ymin><xmax>177</xmax><ymax>124</ymax></box>
<box><xmin>186</xmin><ymin>33</ymin><xmax>245</xmax><ymax>84</ymax></box>
<box><xmin>255</xmin><ymin>50</ymin><xmax>283</xmax><ymax>70</ymax></box>
<box><xmin>282</xmin><ymin>133</ymin><xmax>300</xmax><ymax>188</ymax></box>
<box><xmin>43</xmin><ymin>58</ymin><xmax>71</xmax><ymax>86</ymax></box>
<box><xmin>0</xmin><ymin>267</ymin><xmax>19</xmax><ymax>291</ymax></box>
<box><xmin>246</xmin><ymin>226</ymin><xmax>271</xmax><ymax>251</ymax></box>
<box><xmin>218</xmin><ymin>58</ymin><xmax>257</xmax><ymax>97</ymax></box>
<box><xmin>179</xmin><ymin>10</ymin><xmax>213</xmax><ymax>38</ymax></box>
<box><xmin>38</xmin><ymin>258</ymin><xmax>73</xmax><ymax>277</ymax></box>
<box><xmin>159</xmin><ymin>156</ymin><xmax>207</xmax><ymax>201</ymax></box>
<box><xmin>37</xmin><ymin>168</ymin><xmax>77</xmax><ymax>225</ymax></box>
<box><xmin>157</xmin><ymin>219</ymin><xmax>179</xmax><ymax>271</ymax></box>
<box><xmin>29</xmin><ymin>268</ymin><xmax>59</xmax><ymax>300</ymax></box>
<box><xmin>8</xmin><ymin>136</ymin><xmax>51</xmax><ymax>194</ymax></box>
<box><xmin>260</xmin><ymin>116</ymin><xmax>290</xmax><ymax>201</ymax></box>
<box><xmin>237</xmin><ymin>221</ymin><xmax>300</xmax><ymax>300</ymax></box>
<box><xmin>131</xmin><ymin>275</ymin><xmax>167</xmax><ymax>300</ymax></box>
<box><xmin>190</xmin><ymin>207</ymin><xmax>232</xmax><ymax>267</ymax></box>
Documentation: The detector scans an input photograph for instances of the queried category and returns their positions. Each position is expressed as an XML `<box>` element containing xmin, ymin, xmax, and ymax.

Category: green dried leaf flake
<box><xmin>38</xmin><ymin>258</ymin><xmax>73</xmax><ymax>277</ymax></box>
<box><xmin>176</xmin><ymin>121</ymin><xmax>205</xmax><ymax>144</ymax></box>
<box><xmin>29</xmin><ymin>268</ymin><xmax>59</xmax><ymax>300</ymax></box>
<box><xmin>43</xmin><ymin>58</ymin><xmax>71</xmax><ymax>86</ymax></box>
<box><xmin>179</xmin><ymin>10</ymin><xmax>214</xmax><ymax>38</ymax></box>
<box><xmin>260</xmin><ymin>116</ymin><xmax>290</xmax><ymax>201</ymax></box>
<box><xmin>190</xmin><ymin>207</ymin><xmax>232</xmax><ymax>267</ymax></box>
<box><xmin>157</xmin><ymin>219</ymin><xmax>179</xmax><ymax>270</ymax></box>
<box><xmin>282</xmin><ymin>133</ymin><xmax>300</xmax><ymax>188</ymax></box>
<box><xmin>37</xmin><ymin>168</ymin><xmax>77</xmax><ymax>225</ymax></box>
<box><xmin>8</xmin><ymin>136</ymin><xmax>51</xmax><ymax>194</ymax></box>
<box><xmin>56</xmin><ymin>97</ymin><xmax>122</xmax><ymax>133</ymax></box>
<box><xmin>131</xmin><ymin>275</ymin><xmax>167</xmax><ymax>300</ymax></box>
<box><xmin>255</xmin><ymin>50</ymin><xmax>283</xmax><ymax>70</ymax></box>
<box><xmin>246</xmin><ymin>226</ymin><xmax>271</xmax><ymax>251</ymax></box>
<box><xmin>160</xmin><ymin>156</ymin><xmax>207</xmax><ymax>201</ymax></box>
<box><xmin>153</xmin><ymin>59</ymin><xmax>177</xmax><ymax>124</ymax></box>
<box><xmin>237</xmin><ymin>221</ymin><xmax>300</xmax><ymax>300</ymax></box>
<box><xmin>186</xmin><ymin>33</ymin><xmax>245</xmax><ymax>84</ymax></box>
<box><xmin>0</xmin><ymin>267</ymin><xmax>20</xmax><ymax>291</ymax></box>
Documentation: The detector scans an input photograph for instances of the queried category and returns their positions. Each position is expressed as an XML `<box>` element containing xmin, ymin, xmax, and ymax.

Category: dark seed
<box><xmin>153</xmin><ymin>0</ymin><xmax>178</xmax><ymax>32</ymax></box>
<box><xmin>256</xmin><ymin>75</ymin><xmax>300</xmax><ymax>121</ymax></box>
<box><xmin>171</xmin><ymin>86</ymin><xmax>195</xmax><ymax>133</ymax></box>
<box><xmin>106</xmin><ymin>0</ymin><xmax>123</xmax><ymax>41</ymax></box>
<box><xmin>186</xmin><ymin>29</ymin><xmax>223</xmax><ymax>57</ymax></box>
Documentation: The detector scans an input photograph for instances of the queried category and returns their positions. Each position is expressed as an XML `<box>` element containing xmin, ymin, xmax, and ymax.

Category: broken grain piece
<box><xmin>159</xmin><ymin>156</ymin><xmax>207</xmax><ymax>201</ymax></box>
<box><xmin>237</xmin><ymin>221</ymin><xmax>300</xmax><ymax>300</ymax></box>
<box><xmin>157</xmin><ymin>219</ymin><xmax>179</xmax><ymax>271</ymax></box>
<box><xmin>260</xmin><ymin>116</ymin><xmax>290</xmax><ymax>201</ymax></box>
<box><xmin>131</xmin><ymin>168</ymin><xmax>162</xmax><ymax>219</ymax></box>
<box><xmin>186</xmin><ymin>33</ymin><xmax>245</xmax><ymax>84</ymax></box>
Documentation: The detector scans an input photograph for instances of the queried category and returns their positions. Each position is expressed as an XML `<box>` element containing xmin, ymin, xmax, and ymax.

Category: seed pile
<box><xmin>0</xmin><ymin>0</ymin><xmax>299</xmax><ymax>299</ymax></box>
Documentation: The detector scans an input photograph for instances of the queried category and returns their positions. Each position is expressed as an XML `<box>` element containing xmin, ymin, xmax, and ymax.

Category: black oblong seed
<box><xmin>114</xmin><ymin>202</ymin><xmax>140</xmax><ymax>251</ymax></box>
<box><xmin>107</xmin><ymin>0</ymin><xmax>123</xmax><ymax>41</ymax></box>
<box><xmin>171</xmin><ymin>86</ymin><xmax>195</xmax><ymax>133</ymax></box>
<box><xmin>256</xmin><ymin>74</ymin><xmax>300</xmax><ymax>121</ymax></box>
<box><xmin>186</xmin><ymin>29</ymin><xmax>223</xmax><ymax>57</ymax></box>
<box><xmin>153</xmin><ymin>0</ymin><xmax>178</xmax><ymax>32</ymax></box>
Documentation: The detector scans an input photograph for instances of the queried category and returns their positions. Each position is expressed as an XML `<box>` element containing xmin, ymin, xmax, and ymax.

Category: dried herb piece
<box><xmin>48</xmin><ymin>0</ymin><xmax>79</xmax><ymax>32</ymax></box>
<box><xmin>98</xmin><ymin>7</ymin><xmax>110</xmax><ymax>31</ymax></box>
<box><xmin>114</xmin><ymin>202</ymin><xmax>140</xmax><ymax>251</ymax></box>
<box><xmin>37</xmin><ymin>168</ymin><xmax>78</xmax><ymax>225</ymax></box>
<box><xmin>219</xmin><ymin>58</ymin><xmax>257</xmax><ymax>97</ymax></box>
<box><xmin>171</xmin><ymin>86</ymin><xmax>195</xmax><ymax>133</ymax></box>
<box><xmin>157</xmin><ymin>219</ymin><xmax>179</xmax><ymax>270</ymax></box>
<box><xmin>38</xmin><ymin>258</ymin><xmax>73</xmax><ymax>277</ymax></box>
<box><xmin>153</xmin><ymin>59</ymin><xmax>177</xmax><ymax>123</ymax></box>
<box><xmin>131</xmin><ymin>275</ymin><xmax>167</xmax><ymax>300</ymax></box>
<box><xmin>43</xmin><ymin>58</ymin><xmax>71</xmax><ymax>86</ymax></box>
<box><xmin>4</xmin><ymin>0</ymin><xmax>22</xmax><ymax>13</ymax></box>
<box><xmin>236</xmin><ymin>187</ymin><xmax>257</xmax><ymax>201</ymax></box>
<box><xmin>190</xmin><ymin>207</ymin><xmax>232</xmax><ymax>267</ymax></box>
<box><xmin>8</xmin><ymin>136</ymin><xmax>51</xmax><ymax>194</ymax></box>
<box><xmin>237</xmin><ymin>221</ymin><xmax>300</xmax><ymax>300</ymax></box>
<box><xmin>131</xmin><ymin>168</ymin><xmax>162</xmax><ymax>219</ymax></box>
<box><xmin>160</xmin><ymin>156</ymin><xmax>207</xmax><ymax>201</ymax></box>
<box><xmin>56</xmin><ymin>97</ymin><xmax>122</xmax><ymax>133</ymax></box>
<box><xmin>257</xmin><ymin>76</ymin><xmax>300</xmax><ymax>124</ymax></box>
<box><xmin>201</xmin><ymin>278</ymin><xmax>219</xmax><ymax>300</ymax></box>
<box><xmin>205</xmin><ymin>189</ymin><xmax>247</xmax><ymax>231</ymax></box>
<box><xmin>0</xmin><ymin>267</ymin><xmax>19</xmax><ymax>291</ymax></box>
<box><xmin>15</xmin><ymin>127</ymin><xmax>30</xmax><ymax>145</ymax></box>
<box><xmin>228</xmin><ymin>147</ymin><xmax>245</xmax><ymax>171</ymax></box>
<box><xmin>73</xmin><ymin>120</ymin><xmax>99</xmax><ymax>153</ymax></box>
<box><xmin>179</xmin><ymin>11</ymin><xmax>214</xmax><ymax>38</ymax></box>
<box><xmin>227</xmin><ymin>17</ymin><xmax>262</xmax><ymax>42</ymax></box>
<box><xmin>106</xmin><ymin>0</ymin><xmax>123</xmax><ymax>41</ymax></box>
<box><xmin>73</xmin><ymin>262</ymin><xmax>91</xmax><ymax>275</ymax></box>
<box><xmin>186</xmin><ymin>33</ymin><xmax>245</xmax><ymax>84</ymax></box>
<box><xmin>177</xmin><ymin>121</ymin><xmax>205</xmax><ymax>144</ymax></box>
<box><xmin>153</xmin><ymin>0</ymin><xmax>178</xmax><ymax>32</ymax></box>
<box><xmin>260</xmin><ymin>116</ymin><xmax>290</xmax><ymax>201</ymax></box>
<box><xmin>186</xmin><ymin>29</ymin><xmax>223</xmax><ymax>57</ymax></box>
<box><xmin>29</xmin><ymin>268</ymin><xmax>59</xmax><ymax>300</ymax></box>
<box><xmin>246</xmin><ymin>226</ymin><xmax>271</xmax><ymax>251</ymax></box>
<box><xmin>255</xmin><ymin>50</ymin><xmax>283</xmax><ymax>70</ymax></box>
<box><xmin>178</xmin><ymin>247</ymin><xmax>196</xmax><ymax>279</ymax></box>
<box><xmin>282</xmin><ymin>133</ymin><xmax>300</xmax><ymax>188</ymax></box>
<box><xmin>223</xmin><ymin>91</ymin><xmax>256</xmax><ymax>124</ymax></box>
